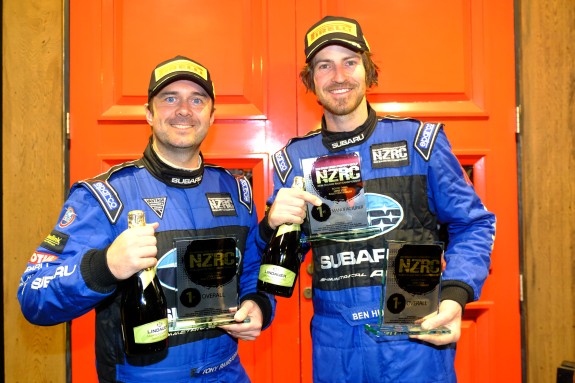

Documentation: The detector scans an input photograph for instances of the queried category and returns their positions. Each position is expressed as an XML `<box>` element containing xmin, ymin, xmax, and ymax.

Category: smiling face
<box><xmin>311</xmin><ymin>44</ymin><xmax>368</xmax><ymax>122</ymax></box>
<box><xmin>146</xmin><ymin>79</ymin><xmax>215</xmax><ymax>167</ymax></box>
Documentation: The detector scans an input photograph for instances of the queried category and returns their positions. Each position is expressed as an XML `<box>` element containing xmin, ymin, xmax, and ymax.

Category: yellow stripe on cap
<box><xmin>306</xmin><ymin>20</ymin><xmax>358</xmax><ymax>47</ymax></box>
<box><xmin>154</xmin><ymin>59</ymin><xmax>208</xmax><ymax>82</ymax></box>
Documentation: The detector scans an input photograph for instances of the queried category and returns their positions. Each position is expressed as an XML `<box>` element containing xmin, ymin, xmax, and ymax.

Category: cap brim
<box><xmin>149</xmin><ymin>73</ymin><xmax>213</xmax><ymax>101</ymax></box>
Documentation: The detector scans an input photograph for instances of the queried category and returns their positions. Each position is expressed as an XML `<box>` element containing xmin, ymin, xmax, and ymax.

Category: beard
<box><xmin>316</xmin><ymin>83</ymin><xmax>365</xmax><ymax>116</ymax></box>
<box><xmin>318</xmin><ymin>95</ymin><xmax>364</xmax><ymax>116</ymax></box>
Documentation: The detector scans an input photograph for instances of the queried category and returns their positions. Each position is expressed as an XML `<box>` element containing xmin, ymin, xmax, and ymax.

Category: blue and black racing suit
<box><xmin>18</xmin><ymin>138</ymin><xmax>275</xmax><ymax>383</ymax></box>
<box><xmin>260</xmin><ymin>105</ymin><xmax>496</xmax><ymax>383</ymax></box>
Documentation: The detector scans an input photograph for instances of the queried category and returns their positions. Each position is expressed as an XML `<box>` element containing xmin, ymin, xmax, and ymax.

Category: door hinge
<box><xmin>516</xmin><ymin>105</ymin><xmax>521</xmax><ymax>134</ymax></box>
<box><xmin>519</xmin><ymin>273</ymin><xmax>523</xmax><ymax>302</ymax></box>
<box><xmin>66</xmin><ymin>112</ymin><xmax>70</xmax><ymax>137</ymax></box>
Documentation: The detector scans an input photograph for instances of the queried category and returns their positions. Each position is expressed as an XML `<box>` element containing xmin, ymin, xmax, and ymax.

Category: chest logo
<box><xmin>144</xmin><ymin>197</ymin><xmax>167</xmax><ymax>219</ymax></box>
<box><xmin>366</xmin><ymin>193</ymin><xmax>404</xmax><ymax>234</ymax></box>
<box><xmin>370</xmin><ymin>141</ymin><xmax>409</xmax><ymax>168</ymax></box>
<box><xmin>206</xmin><ymin>193</ymin><xmax>237</xmax><ymax>216</ymax></box>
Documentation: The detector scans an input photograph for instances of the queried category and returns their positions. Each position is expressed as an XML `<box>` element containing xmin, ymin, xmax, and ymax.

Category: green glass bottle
<box><xmin>257</xmin><ymin>177</ymin><xmax>304</xmax><ymax>297</ymax></box>
<box><xmin>120</xmin><ymin>210</ymin><xmax>168</xmax><ymax>356</ymax></box>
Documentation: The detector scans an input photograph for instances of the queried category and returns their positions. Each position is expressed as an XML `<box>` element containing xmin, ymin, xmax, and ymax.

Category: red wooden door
<box><xmin>69</xmin><ymin>1</ymin><xmax>300</xmax><ymax>381</ymax></box>
<box><xmin>69</xmin><ymin>1</ymin><xmax>520</xmax><ymax>382</ymax></box>
<box><xmin>295</xmin><ymin>1</ymin><xmax>521</xmax><ymax>383</ymax></box>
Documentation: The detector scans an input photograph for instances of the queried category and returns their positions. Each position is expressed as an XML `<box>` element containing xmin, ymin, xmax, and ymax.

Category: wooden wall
<box><xmin>2</xmin><ymin>0</ymin><xmax>67</xmax><ymax>381</ymax></box>
<box><xmin>2</xmin><ymin>1</ymin><xmax>574</xmax><ymax>382</ymax></box>
<box><xmin>519</xmin><ymin>0</ymin><xmax>575</xmax><ymax>382</ymax></box>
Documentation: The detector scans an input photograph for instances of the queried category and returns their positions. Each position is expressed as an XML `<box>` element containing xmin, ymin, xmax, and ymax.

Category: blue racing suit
<box><xmin>260</xmin><ymin>105</ymin><xmax>496</xmax><ymax>383</ymax></box>
<box><xmin>18</xmin><ymin>138</ymin><xmax>275</xmax><ymax>383</ymax></box>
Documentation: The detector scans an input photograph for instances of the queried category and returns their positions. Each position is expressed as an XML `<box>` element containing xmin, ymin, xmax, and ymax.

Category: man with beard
<box><xmin>259</xmin><ymin>16</ymin><xmax>496</xmax><ymax>383</ymax></box>
<box><xmin>18</xmin><ymin>55</ymin><xmax>274</xmax><ymax>382</ymax></box>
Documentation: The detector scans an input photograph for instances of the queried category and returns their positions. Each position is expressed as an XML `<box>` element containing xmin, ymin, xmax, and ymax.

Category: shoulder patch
<box><xmin>78</xmin><ymin>160</ymin><xmax>140</xmax><ymax>224</ymax></box>
<box><xmin>272</xmin><ymin>148</ymin><xmax>293</xmax><ymax>185</ymax></box>
<box><xmin>272</xmin><ymin>129</ymin><xmax>321</xmax><ymax>185</ymax></box>
<box><xmin>80</xmin><ymin>179</ymin><xmax>123</xmax><ymax>223</ymax></box>
<box><xmin>235</xmin><ymin>176</ymin><xmax>253</xmax><ymax>214</ymax></box>
<box><xmin>414</xmin><ymin>122</ymin><xmax>442</xmax><ymax>161</ymax></box>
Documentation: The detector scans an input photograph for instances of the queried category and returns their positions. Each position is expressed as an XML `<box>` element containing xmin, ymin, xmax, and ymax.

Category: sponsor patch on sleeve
<box><xmin>58</xmin><ymin>207</ymin><xmax>77</xmax><ymax>228</ymax></box>
<box><xmin>29</xmin><ymin>251</ymin><xmax>59</xmax><ymax>264</ymax></box>
<box><xmin>370</xmin><ymin>141</ymin><xmax>409</xmax><ymax>168</ymax></box>
<box><xmin>414</xmin><ymin>122</ymin><xmax>442</xmax><ymax>161</ymax></box>
<box><xmin>236</xmin><ymin>176</ymin><xmax>253</xmax><ymax>214</ymax></box>
<box><xmin>40</xmin><ymin>230</ymin><xmax>70</xmax><ymax>254</ymax></box>
<box><xmin>272</xmin><ymin>148</ymin><xmax>293</xmax><ymax>185</ymax></box>
<box><xmin>206</xmin><ymin>193</ymin><xmax>237</xmax><ymax>216</ymax></box>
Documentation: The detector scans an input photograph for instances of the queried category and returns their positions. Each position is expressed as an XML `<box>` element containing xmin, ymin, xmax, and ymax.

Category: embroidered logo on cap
<box><xmin>307</xmin><ymin>20</ymin><xmax>359</xmax><ymax>47</ymax></box>
<box><xmin>155</xmin><ymin>59</ymin><xmax>209</xmax><ymax>83</ymax></box>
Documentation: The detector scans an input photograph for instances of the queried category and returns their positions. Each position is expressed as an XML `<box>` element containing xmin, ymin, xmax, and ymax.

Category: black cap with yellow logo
<box><xmin>304</xmin><ymin>16</ymin><xmax>370</xmax><ymax>63</ymax></box>
<box><xmin>148</xmin><ymin>55</ymin><xmax>215</xmax><ymax>102</ymax></box>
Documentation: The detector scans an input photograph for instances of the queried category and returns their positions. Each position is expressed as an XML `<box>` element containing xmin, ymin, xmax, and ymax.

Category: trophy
<box><xmin>169</xmin><ymin>236</ymin><xmax>243</xmax><ymax>332</ymax></box>
<box><xmin>301</xmin><ymin>152</ymin><xmax>380</xmax><ymax>242</ymax></box>
<box><xmin>364</xmin><ymin>241</ymin><xmax>451</xmax><ymax>338</ymax></box>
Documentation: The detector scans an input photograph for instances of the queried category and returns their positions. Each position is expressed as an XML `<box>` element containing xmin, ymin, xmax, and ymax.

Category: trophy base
<box><xmin>168</xmin><ymin>314</ymin><xmax>249</xmax><ymax>333</ymax></box>
<box><xmin>364</xmin><ymin>323</ymin><xmax>451</xmax><ymax>338</ymax></box>
<box><xmin>302</xmin><ymin>226</ymin><xmax>382</xmax><ymax>243</ymax></box>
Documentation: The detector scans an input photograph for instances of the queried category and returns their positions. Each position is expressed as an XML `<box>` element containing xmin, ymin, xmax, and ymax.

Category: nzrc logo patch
<box><xmin>206</xmin><ymin>193</ymin><xmax>237</xmax><ymax>217</ymax></box>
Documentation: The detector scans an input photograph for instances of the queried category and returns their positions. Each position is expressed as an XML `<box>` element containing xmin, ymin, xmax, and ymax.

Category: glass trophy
<box><xmin>169</xmin><ymin>236</ymin><xmax>242</xmax><ymax>332</ymax></box>
<box><xmin>301</xmin><ymin>153</ymin><xmax>381</xmax><ymax>242</ymax></box>
<box><xmin>365</xmin><ymin>241</ymin><xmax>451</xmax><ymax>338</ymax></box>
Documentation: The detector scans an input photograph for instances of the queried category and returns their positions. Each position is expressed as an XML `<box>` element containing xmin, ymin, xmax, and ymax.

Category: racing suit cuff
<box><xmin>258</xmin><ymin>215</ymin><xmax>275</xmax><ymax>244</ymax></box>
<box><xmin>440</xmin><ymin>284</ymin><xmax>472</xmax><ymax>312</ymax></box>
<box><xmin>241</xmin><ymin>292</ymin><xmax>274</xmax><ymax>329</ymax></box>
<box><xmin>80</xmin><ymin>246</ymin><xmax>119</xmax><ymax>294</ymax></box>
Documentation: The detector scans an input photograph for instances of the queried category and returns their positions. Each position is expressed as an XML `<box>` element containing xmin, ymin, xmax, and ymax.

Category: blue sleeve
<box><xmin>427</xmin><ymin>130</ymin><xmax>496</xmax><ymax>301</ymax></box>
<box><xmin>17</xmin><ymin>186</ymin><xmax>119</xmax><ymax>325</ymax></box>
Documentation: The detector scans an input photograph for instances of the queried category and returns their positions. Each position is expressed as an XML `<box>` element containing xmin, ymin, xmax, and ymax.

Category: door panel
<box><xmin>70</xmin><ymin>1</ymin><xmax>519</xmax><ymax>382</ymax></box>
<box><xmin>70</xmin><ymin>1</ymin><xmax>299</xmax><ymax>382</ymax></box>
<box><xmin>295</xmin><ymin>1</ymin><xmax>520</xmax><ymax>383</ymax></box>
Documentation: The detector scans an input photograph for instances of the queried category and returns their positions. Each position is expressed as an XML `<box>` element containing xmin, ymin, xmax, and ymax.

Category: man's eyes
<box><xmin>190</xmin><ymin>98</ymin><xmax>205</xmax><ymax>106</ymax></box>
<box><xmin>315</xmin><ymin>60</ymin><xmax>359</xmax><ymax>71</ymax></box>
<box><xmin>163</xmin><ymin>96</ymin><xmax>206</xmax><ymax>107</ymax></box>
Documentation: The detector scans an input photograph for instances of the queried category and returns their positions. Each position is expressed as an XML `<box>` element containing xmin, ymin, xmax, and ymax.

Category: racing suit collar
<box><xmin>321</xmin><ymin>103</ymin><xmax>377</xmax><ymax>152</ymax></box>
<box><xmin>141</xmin><ymin>137</ymin><xmax>204</xmax><ymax>188</ymax></box>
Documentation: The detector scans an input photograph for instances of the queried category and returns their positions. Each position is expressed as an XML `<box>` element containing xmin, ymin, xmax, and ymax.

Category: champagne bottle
<box><xmin>257</xmin><ymin>176</ymin><xmax>305</xmax><ymax>298</ymax></box>
<box><xmin>120</xmin><ymin>210</ymin><xmax>168</xmax><ymax>356</ymax></box>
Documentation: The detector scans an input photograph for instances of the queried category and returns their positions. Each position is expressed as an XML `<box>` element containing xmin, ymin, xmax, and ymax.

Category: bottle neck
<box><xmin>276</xmin><ymin>223</ymin><xmax>300</xmax><ymax>237</ymax></box>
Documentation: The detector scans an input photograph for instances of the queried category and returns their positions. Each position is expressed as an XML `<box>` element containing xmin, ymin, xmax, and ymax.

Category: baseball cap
<box><xmin>304</xmin><ymin>16</ymin><xmax>370</xmax><ymax>63</ymax></box>
<box><xmin>148</xmin><ymin>55</ymin><xmax>215</xmax><ymax>102</ymax></box>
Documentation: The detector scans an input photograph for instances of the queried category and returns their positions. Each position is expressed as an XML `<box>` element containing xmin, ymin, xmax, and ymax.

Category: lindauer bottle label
<box><xmin>133</xmin><ymin>318</ymin><xmax>168</xmax><ymax>344</ymax></box>
<box><xmin>258</xmin><ymin>265</ymin><xmax>296</xmax><ymax>287</ymax></box>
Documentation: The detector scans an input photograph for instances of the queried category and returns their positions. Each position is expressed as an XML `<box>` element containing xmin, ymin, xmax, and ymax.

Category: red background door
<box><xmin>69</xmin><ymin>1</ymin><xmax>520</xmax><ymax>382</ymax></box>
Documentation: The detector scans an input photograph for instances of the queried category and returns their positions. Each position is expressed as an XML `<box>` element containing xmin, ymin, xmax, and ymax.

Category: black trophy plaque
<box><xmin>365</xmin><ymin>241</ymin><xmax>451</xmax><ymax>337</ymax></box>
<box><xmin>170</xmin><ymin>236</ymin><xmax>240</xmax><ymax>332</ymax></box>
